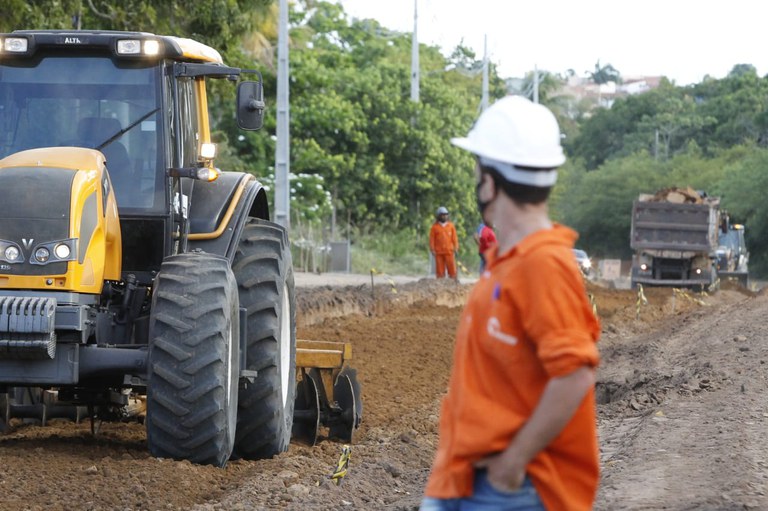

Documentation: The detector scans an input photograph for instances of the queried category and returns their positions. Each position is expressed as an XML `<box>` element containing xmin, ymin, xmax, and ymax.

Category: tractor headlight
<box><xmin>34</xmin><ymin>247</ymin><xmax>50</xmax><ymax>263</ymax></box>
<box><xmin>640</xmin><ymin>263</ymin><xmax>648</xmax><ymax>271</ymax></box>
<box><xmin>200</xmin><ymin>143</ymin><xmax>217</xmax><ymax>159</ymax></box>
<box><xmin>4</xmin><ymin>246</ymin><xmax>20</xmax><ymax>262</ymax></box>
<box><xmin>54</xmin><ymin>243</ymin><xmax>71</xmax><ymax>260</ymax></box>
<box><xmin>28</xmin><ymin>239</ymin><xmax>77</xmax><ymax>265</ymax></box>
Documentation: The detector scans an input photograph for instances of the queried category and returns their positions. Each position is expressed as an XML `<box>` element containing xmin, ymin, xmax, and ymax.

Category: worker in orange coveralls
<box><xmin>429</xmin><ymin>206</ymin><xmax>459</xmax><ymax>279</ymax></box>
<box><xmin>420</xmin><ymin>96</ymin><xmax>601</xmax><ymax>511</ymax></box>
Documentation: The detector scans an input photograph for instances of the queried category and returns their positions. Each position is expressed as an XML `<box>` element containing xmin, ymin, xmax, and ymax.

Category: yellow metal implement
<box><xmin>293</xmin><ymin>339</ymin><xmax>361</xmax><ymax>446</ymax></box>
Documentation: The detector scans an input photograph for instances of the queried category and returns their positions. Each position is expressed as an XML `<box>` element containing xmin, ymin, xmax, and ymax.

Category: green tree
<box><xmin>715</xmin><ymin>146</ymin><xmax>768</xmax><ymax>273</ymax></box>
<box><xmin>691</xmin><ymin>69</ymin><xmax>768</xmax><ymax>151</ymax></box>
<box><xmin>276</xmin><ymin>1</ymin><xmax>492</xmax><ymax>238</ymax></box>
<box><xmin>589</xmin><ymin>60</ymin><xmax>621</xmax><ymax>84</ymax></box>
<box><xmin>555</xmin><ymin>152</ymin><xmax>663</xmax><ymax>257</ymax></box>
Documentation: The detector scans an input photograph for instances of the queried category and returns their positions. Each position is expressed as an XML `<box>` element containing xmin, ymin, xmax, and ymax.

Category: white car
<box><xmin>573</xmin><ymin>249</ymin><xmax>592</xmax><ymax>276</ymax></box>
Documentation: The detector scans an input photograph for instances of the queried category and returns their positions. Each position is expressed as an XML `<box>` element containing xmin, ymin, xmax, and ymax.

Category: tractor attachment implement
<box><xmin>292</xmin><ymin>340</ymin><xmax>362</xmax><ymax>446</ymax></box>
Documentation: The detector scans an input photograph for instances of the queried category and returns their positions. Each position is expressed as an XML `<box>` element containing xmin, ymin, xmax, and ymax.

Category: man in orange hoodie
<box><xmin>420</xmin><ymin>96</ymin><xmax>601</xmax><ymax>511</ymax></box>
<box><xmin>430</xmin><ymin>206</ymin><xmax>459</xmax><ymax>279</ymax></box>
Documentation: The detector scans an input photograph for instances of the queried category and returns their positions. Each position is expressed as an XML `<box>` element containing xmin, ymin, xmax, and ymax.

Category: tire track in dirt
<box><xmin>596</xmin><ymin>289</ymin><xmax>768</xmax><ymax>510</ymax></box>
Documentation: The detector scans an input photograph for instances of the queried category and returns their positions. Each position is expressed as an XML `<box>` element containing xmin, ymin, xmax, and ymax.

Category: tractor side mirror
<box><xmin>236</xmin><ymin>81</ymin><xmax>265</xmax><ymax>131</ymax></box>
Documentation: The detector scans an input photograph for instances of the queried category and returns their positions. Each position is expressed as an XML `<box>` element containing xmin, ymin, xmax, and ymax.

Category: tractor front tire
<box><xmin>232</xmin><ymin>219</ymin><xmax>296</xmax><ymax>459</ymax></box>
<box><xmin>146</xmin><ymin>253</ymin><xmax>240</xmax><ymax>467</ymax></box>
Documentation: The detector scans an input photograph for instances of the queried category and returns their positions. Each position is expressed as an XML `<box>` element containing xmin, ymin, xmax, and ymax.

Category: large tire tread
<box><xmin>146</xmin><ymin>253</ymin><xmax>239</xmax><ymax>467</ymax></box>
<box><xmin>233</xmin><ymin>219</ymin><xmax>296</xmax><ymax>460</ymax></box>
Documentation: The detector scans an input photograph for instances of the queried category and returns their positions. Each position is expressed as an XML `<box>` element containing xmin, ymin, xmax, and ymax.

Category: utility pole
<box><xmin>275</xmin><ymin>0</ymin><xmax>291</xmax><ymax>229</ymax></box>
<box><xmin>410</xmin><ymin>0</ymin><xmax>419</xmax><ymax>102</ymax></box>
<box><xmin>533</xmin><ymin>65</ymin><xmax>539</xmax><ymax>104</ymax></box>
<box><xmin>480</xmin><ymin>35</ymin><xmax>489</xmax><ymax>112</ymax></box>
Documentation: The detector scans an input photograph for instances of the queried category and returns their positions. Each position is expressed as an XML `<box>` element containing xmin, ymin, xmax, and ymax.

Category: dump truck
<box><xmin>0</xmin><ymin>30</ymin><xmax>360</xmax><ymax>467</ymax></box>
<box><xmin>630</xmin><ymin>188</ymin><xmax>720</xmax><ymax>290</ymax></box>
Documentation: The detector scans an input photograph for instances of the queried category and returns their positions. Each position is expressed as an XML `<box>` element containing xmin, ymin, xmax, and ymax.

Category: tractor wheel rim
<box><xmin>280</xmin><ymin>282</ymin><xmax>291</xmax><ymax>407</ymax></box>
<box><xmin>226</xmin><ymin>319</ymin><xmax>234</xmax><ymax>409</ymax></box>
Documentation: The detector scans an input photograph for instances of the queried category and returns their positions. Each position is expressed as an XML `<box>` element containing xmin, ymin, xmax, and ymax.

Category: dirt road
<box><xmin>0</xmin><ymin>277</ymin><xmax>764</xmax><ymax>510</ymax></box>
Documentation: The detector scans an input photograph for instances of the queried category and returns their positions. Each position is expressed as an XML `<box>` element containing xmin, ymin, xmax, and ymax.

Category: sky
<box><xmin>336</xmin><ymin>0</ymin><xmax>766</xmax><ymax>86</ymax></box>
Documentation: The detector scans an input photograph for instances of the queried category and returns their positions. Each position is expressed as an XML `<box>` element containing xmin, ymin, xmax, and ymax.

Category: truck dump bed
<box><xmin>630</xmin><ymin>199</ymin><xmax>719</xmax><ymax>255</ymax></box>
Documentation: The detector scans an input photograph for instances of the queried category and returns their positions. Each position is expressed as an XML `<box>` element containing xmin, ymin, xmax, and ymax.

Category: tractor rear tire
<box><xmin>146</xmin><ymin>253</ymin><xmax>240</xmax><ymax>467</ymax></box>
<box><xmin>232</xmin><ymin>219</ymin><xmax>296</xmax><ymax>459</ymax></box>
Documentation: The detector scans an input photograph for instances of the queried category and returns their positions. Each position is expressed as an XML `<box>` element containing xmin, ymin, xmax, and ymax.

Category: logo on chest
<box><xmin>487</xmin><ymin>316</ymin><xmax>518</xmax><ymax>346</ymax></box>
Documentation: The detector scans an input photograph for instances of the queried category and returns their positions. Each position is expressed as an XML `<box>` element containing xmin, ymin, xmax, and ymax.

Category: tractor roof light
<box><xmin>3</xmin><ymin>37</ymin><xmax>29</xmax><ymax>53</ymax></box>
<box><xmin>116</xmin><ymin>39</ymin><xmax>161</xmax><ymax>56</ymax></box>
<box><xmin>116</xmin><ymin>40</ymin><xmax>141</xmax><ymax>55</ymax></box>
<box><xmin>143</xmin><ymin>39</ymin><xmax>160</xmax><ymax>56</ymax></box>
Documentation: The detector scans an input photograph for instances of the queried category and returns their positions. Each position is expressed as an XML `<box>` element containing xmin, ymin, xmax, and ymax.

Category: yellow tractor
<box><xmin>0</xmin><ymin>30</ymin><xmax>360</xmax><ymax>466</ymax></box>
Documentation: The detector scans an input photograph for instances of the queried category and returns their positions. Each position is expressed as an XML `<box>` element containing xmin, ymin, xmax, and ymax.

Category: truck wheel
<box><xmin>232</xmin><ymin>219</ymin><xmax>296</xmax><ymax>459</ymax></box>
<box><xmin>146</xmin><ymin>253</ymin><xmax>239</xmax><ymax>467</ymax></box>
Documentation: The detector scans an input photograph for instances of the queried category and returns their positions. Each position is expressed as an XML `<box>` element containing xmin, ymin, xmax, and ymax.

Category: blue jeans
<box><xmin>419</xmin><ymin>470</ymin><xmax>545</xmax><ymax>511</ymax></box>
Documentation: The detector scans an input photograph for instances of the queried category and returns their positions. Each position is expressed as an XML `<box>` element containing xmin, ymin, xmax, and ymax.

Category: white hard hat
<box><xmin>436</xmin><ymin>206</ymin><xmax>449</xmax><ymax>215</ymax></box>
<box><xmin>451</xmin><ymin>96</ymin><xmax>565</xmax><ymax>183</ymax></box>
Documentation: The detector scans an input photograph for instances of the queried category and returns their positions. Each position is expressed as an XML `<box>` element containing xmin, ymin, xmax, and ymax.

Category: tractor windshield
<box><xmin>718</xmin><ymin>229</ymin><xmax>744</xmax><ymax>253</ymax></box>
<box><xmin>0</xmin><ymin>54</ymin><xmax>163</xmax><ymax>211</ymax></box>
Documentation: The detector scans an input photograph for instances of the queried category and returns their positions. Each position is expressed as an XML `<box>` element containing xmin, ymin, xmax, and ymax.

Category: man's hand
<box><xmin>475</xmin><ymin>367</ymin><xmax>596</xmax><ymax>493</ymax></box>
<box><xmin>474</xmin><ymin>450</ymin><xmax>526</xmax><ymax>492</ymax></box>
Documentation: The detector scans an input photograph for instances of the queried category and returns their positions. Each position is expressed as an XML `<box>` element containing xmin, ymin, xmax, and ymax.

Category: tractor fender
<box><xmin>187</xmin><ymin>171</ymin><xmax>270</xmax><ymax>260</ymax></box>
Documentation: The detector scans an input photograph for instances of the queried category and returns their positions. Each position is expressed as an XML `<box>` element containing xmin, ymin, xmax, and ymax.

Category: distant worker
<box><xmin>473</xmin><ymin>221</ymin><xmax>497</xmax><ymax>273</ymax></box>
<box><xmin>420</xmin><ymin>96</ymin><xmax>601</xmax><ymax>511</ymax></box>
<box><xmin>429</xmin><ymin>206</ymin><xmax>459</xmax><ymax>279</ymax></box>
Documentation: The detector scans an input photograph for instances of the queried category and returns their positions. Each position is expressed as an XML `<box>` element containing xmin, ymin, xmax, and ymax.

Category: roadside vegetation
<box><xmin>8</xmin><ymin>2</ymin><xmax>768</xmax><ymax>275</ymax></box>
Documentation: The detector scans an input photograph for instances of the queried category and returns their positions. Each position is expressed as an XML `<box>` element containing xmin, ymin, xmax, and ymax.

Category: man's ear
<box><xmin>479</xmin><ymin>172</ymin><xmax>496</xmax><ymax>200</ymax></box>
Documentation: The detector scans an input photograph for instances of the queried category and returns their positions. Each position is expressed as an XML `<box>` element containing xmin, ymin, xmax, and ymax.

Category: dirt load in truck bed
<box><xmin>0</xmin><ymin>276</ymin><xmax>765</xmax><ymax>510</ymax></box>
